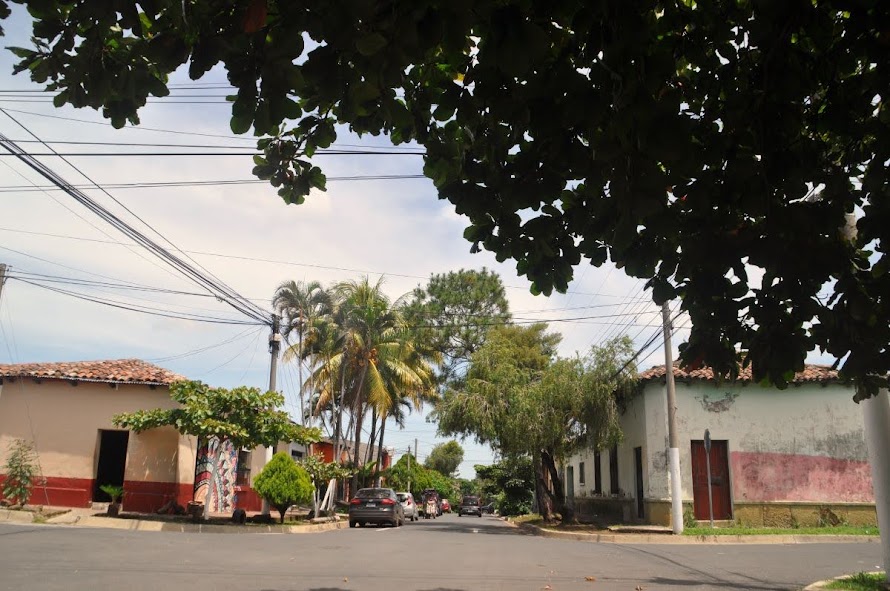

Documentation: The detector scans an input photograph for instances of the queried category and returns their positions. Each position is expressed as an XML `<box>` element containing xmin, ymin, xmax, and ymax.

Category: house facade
<box><xmin>0</xmin><ymin>359</ymin><xmax>197</xmax><ymax>513</ymax></box>
<box><xmin>563</xmin><ymin>364</ymin><xmax>876</xmax><ymax>527</ymax></box>
<box><xmin>0</xmin><ymin>359</ymin><xmax>298</xmax><ymax>514</ymax></box>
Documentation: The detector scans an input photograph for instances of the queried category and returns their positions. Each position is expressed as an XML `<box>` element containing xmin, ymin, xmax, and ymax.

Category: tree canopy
<box><xmin>424</xmin><ymin>440</ymin><xmax>464</xmax><ymax>477</ymax></box>
<box><xmin>112</xmin><ymin>380</ymin><xmax>320</xmax><ymax>449</ymax></box>
<box><xmin>5</xmin><ymin>2</ymin><xmax>889</xmax><ymax>395</ymax></box>
<box><xmin>435</xmin><ymin>326</ymin><xmax>637</xmax><ymax>521</ymax></box>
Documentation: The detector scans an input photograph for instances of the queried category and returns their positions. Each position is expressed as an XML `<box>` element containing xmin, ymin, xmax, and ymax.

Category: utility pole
<box><xmin>0</xmin><ymin>264</ymin><xmax>7</xmax><ymax>303</ymax></box>
<box><xmin>261</xmin><ymin>314</ymin><xmax>282</xmax><ymax>517</ymax></box>
<box><xmin>662</xmin><ymin>301</ymin><xmax>684</xmax><ymax>535</ymax></box>
<box><xmin>407</xmin><ymin>445</ymin><xmax>412</xmax><ymax>493</ymax></box>
<box><xmin>838</xmin><ymin>211</ymin><xmax>890</xmax><ymax>582</ymax></box>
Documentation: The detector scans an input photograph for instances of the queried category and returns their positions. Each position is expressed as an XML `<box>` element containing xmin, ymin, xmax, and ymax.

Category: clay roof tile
<box><xmin>0</xmin><ymin>359</ymin><xmax>185</xmax><ymax>386</ymax></box>
<box><xmin>638</xmin><ymin>363</ymin><xmax>839</xmax><ymax>384</ymax></box>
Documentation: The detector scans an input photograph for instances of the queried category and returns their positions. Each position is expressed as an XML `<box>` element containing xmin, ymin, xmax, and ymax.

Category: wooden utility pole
<box><xmin>0</xmin><ymin>264</ymin><xmax>6</xmax><ymax>303</ymax></box>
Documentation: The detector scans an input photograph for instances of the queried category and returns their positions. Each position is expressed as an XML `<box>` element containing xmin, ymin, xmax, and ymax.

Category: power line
<box><xmin>0</xmin><ymin>107</ymin><xmax>423</xmax><ymax>153</ymax></box>
<box><xmin>0</xmin><ymin>150</ymin><xmax>423</xmax><ymax>157</ymax></box>
<box><xmin>0</xmin><ymin>174</ymin><xmax>426</xmax><ymax>192</ymax></box>
<box><xmin>0</xmin><ymin>122</ymin><xmax>270</xmax><ymax>324</ymax></box>
<box><xmin>147</xmin><ymin>326</ymin><xmax>264</xmax><ymax>362</ymax></box>
<box><xmin>11</xmin><ymin>277</ymin><xmax>263</xmax><ymax>325</ymax></box>
<box><xmin>0</xmin><ymin>227</ymin><xmax>642</xmax><ymax>299</ymax></box>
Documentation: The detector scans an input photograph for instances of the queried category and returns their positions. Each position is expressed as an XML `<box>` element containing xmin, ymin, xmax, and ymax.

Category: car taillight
<box><xmin>381</xmin><ymin>498</ymin><xmax>395</xmax><ymax>505</ymax></box>
<box><xmin>350</xmin><ymin>498</ymin><xmax>361</xmax><ymax>505</ymax></box>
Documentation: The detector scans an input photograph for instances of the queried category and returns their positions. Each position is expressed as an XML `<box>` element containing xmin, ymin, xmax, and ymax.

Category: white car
<box><xmin>396</xmin><ymin>492</ymin><xmax>418</xmax><ymax>521</ymax></box>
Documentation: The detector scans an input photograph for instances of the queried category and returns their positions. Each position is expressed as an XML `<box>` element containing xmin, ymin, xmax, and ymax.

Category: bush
<box><xmin>99</xmin><ymin>484</ymin><xmax>124</xmax><ymax>504</ymax></box>
<box><xmin>252</xmin><ymin>452</ymin><xmax>314</xmax><ymax>524</ymax></box>
<box><xmin>2</xmin><ymin>439</ymin><xmax>37</xmax><ymax>507</ymax></box>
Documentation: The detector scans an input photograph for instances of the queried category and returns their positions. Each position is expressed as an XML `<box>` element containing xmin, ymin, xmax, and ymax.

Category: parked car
<box><xmin>349</xmin><ymin>488</ymin><xmax>405</xmax><ymax>528</ymax></box>
<box><xmin>397</xmin><ymin>491</ymin><xmax>418</xmax><ymax>521</ymax></box>
<box><xmin>440</xmin><ymin>498</ymin><xmax>451</xmax><ymax>513</ymax></box>
<box><xmin>458</xmin><ymin>495</ymin><xmax>482</xmax><ymax>517</ymax></box>
<box><xmin>480</xmin><ymin>502</ymin><xmax>495</xmax><ymax>514</ymax></box>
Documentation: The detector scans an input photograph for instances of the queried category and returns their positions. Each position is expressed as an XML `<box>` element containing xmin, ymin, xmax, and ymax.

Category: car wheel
<box><xmin>350</xmin><ymin>521</ymin><xmax>357</xmax><ymax>528</ymax></box>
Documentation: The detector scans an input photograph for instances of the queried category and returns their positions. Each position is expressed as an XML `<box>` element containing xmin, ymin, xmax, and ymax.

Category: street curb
<box><xmin>0</xmin><ymin>509</ymin><xmax>38</xmax><ymax>524</ymax></box>
<box><xmin>68</xmin><ymin>515</ymin><xmax>350</xmax><ymax>534</ymax></box>
<box><xmin>0</xmin><ymin>508</ymin><xmax>348</xmax><ymax>534</ymax></box>
<box><xmin>802</xmin><ymin>571</ymin><xmax>886</xmax><ymax>590</ymax></box>
<box><xmin>511</xmin><ymin>521</ymin><xmax>881</xmax><ymax>545</ymax></box>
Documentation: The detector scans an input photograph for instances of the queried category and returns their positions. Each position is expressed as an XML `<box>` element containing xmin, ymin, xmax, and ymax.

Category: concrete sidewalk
<box><xmin>0</xmin><ymin>506</ymin><xmax>347</xmax><ymax>534</ymax></box>
<box><xmin>510</xmin><ymin>519</ymin><xmax>882</xmax><ymax>545</ymax></box>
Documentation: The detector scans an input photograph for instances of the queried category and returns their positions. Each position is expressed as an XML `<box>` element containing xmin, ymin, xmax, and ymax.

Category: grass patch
<box><xmin>824</xmin><ymin>572</ymin><xmax>889</xmax><ymax>590</ymax></box>
<box><xmin>684</xmin><ymin>525</ymin><xmax>878</xmax><ymax>536</ymax></box>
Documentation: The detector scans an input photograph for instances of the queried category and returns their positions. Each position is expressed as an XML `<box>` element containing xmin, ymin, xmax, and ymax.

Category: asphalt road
<box><xmin>0</xmin><ymin>514</ymin><xmax>882</xmax><ymax>590</ymax></box>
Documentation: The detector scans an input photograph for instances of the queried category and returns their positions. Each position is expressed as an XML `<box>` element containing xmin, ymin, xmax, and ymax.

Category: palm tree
<box><xmin>296</xmin><ymin>276</ymin><xmax>439</xmax><ymax>495</ymax></box>
<box><xmin>273</xmin><ymin>280</ymin><xmax>331</xmax><ymax>427</ymax></box>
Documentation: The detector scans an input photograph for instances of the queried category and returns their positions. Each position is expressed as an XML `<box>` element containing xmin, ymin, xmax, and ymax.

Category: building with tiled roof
<box><xmin>562</xmin><ymin>361</ymin><xmax>872</xmax><ymax>529</ymax></box>
<box><xmin>0</xmin><ymin>358</ymin><xmax>185</xmax><ymax>386</ymax></box>
<box><xmin>0</xmin><ymin>358</ymin><xmax>196</xmax><ymax>513</ymax></box>
<box><xmin>638</xmin><ymin>363</ymin><xmax>840</xmax><ymax>384</ymax></box>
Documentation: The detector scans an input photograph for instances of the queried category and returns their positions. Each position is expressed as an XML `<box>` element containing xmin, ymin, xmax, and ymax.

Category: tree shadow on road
<box><xmin>646</xmin><ymin>577</ymin><xmax>796</xmax><ymax>590</ymax></box>
<box><xmin>411</xmin><ymin>520</ymin><xmax>532</xmax><ymax>536</ymax></box>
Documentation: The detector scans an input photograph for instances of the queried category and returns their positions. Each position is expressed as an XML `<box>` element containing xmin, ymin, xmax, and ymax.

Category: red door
<box><xmin>690</xmin><ymin>440</ymin><xmax>732</xmax><ymax>520</ymax></box>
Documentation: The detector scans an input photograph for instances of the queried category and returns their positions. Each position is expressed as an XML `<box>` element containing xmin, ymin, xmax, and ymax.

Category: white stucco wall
<box><xmin>644</xmin><ymin>379</ymin><xmax>870</xmax><ymax>504</ymax></box>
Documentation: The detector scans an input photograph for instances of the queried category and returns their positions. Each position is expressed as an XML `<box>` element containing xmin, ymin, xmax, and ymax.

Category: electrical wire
<box><xmin>147</xmin><ymin>326</ymin><xmax>264</xmax><ymax>362</ymax></box>
<box><xmin>11</xmin><ymin>277</ymin><xmax>264</xmax><ymax>325</ymax></box>
<box><xmin>0</xmin><ymin>127</ymin><xmax>271</xmax><ymax>324</ymax></box>
<box><xmin>3</xmin><ymin>106</ymin><xmax>272</xmax><ymax>323</ymax></box>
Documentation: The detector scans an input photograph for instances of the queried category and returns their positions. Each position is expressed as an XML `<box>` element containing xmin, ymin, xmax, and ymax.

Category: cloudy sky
<box><xmin>0</xmin><ymin>7</ymin><xmax>709</xmax><ymax>478</ymax></box>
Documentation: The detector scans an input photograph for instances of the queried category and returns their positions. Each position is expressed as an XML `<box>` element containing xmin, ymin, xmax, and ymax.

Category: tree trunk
<box><xmin>349</xmin><ymin>362</ymin><xmax>371</xmax><ymax>497</ymax></box>
<box><xmin>365</xmin><ymin>407</ymin><xmax>378</xmax><ymax>467</ymax></box>
<box><xmin>533</xmin><ymin>453</ymin><xmax>552</xmax><ymax>521</ymax></box>
<box><xmin>541</xmin><ymin>448</ymin><xmax>574</xmax><ymax>524</ymax></box>
<box><xmin>375</xmin><ymin>416</ymin><xmax>387</xmax><ymax>486</ymax></box>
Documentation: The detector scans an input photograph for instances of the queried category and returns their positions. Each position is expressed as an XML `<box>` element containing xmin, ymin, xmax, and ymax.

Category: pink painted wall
<box><xmin>730</xmin><ymin>451</ymin><xmax>873</xmax><ymax>503</ymax></box>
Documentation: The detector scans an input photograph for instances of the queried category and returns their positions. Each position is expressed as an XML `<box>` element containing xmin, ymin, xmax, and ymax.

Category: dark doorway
<box><xmin>634</xmin><ymin>447</ymin><xmax>644</xmax><ymax>519</ymax></box>
<box><xmin>690</xmin><ymin>439</ymin><xmax>732</xmax><ymax>520</ymax></box>
<box><xmin>94</xmin><ymin>430</ymin><xmax>129</xmax><ymax>502</ymax></box>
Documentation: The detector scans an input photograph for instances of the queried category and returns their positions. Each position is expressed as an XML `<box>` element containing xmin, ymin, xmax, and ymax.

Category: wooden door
<box><xmin>690</xmin><ymin>440</ymin><xmax>732</xmax><ymax>520</ymax></box>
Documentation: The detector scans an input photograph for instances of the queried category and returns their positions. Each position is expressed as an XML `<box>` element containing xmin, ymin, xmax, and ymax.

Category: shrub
<box><xmin>252</xmin><ymin>452</ymin><xmax>314</xmax><ymax>524</ymax></box>
<box><xmin>99</xmin><ymin>484</ymin><xmax>124</xmax><ymax>504</ymax></box>
<box><xmin>2</xmin><ymin>439</ymin><xmax>37</xmax><ymax>507</ymax></box>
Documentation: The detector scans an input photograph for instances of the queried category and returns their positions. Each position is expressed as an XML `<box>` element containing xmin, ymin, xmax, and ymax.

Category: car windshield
<box><xmin>462</xmin><ymin>497</ymin><xmax>479</xmax><ymax>505</ymax></box>
<box><xmin>356</xmin><ymin>489</ymin><xmax>391</xmax><ymax>499</ymax></box>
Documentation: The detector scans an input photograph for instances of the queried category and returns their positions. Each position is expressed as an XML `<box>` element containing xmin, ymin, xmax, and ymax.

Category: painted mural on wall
<box><xmin>730</xmin><ymin>451</ymin><xmax>874</xmax><ymax>503</ymax></box>
<box><xmin>194</xmin><ymin>437</ymin><xmax>237</xmax><ymax>512</ymax></box>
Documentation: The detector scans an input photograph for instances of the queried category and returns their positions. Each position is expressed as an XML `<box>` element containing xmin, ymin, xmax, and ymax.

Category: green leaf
<box><xmin>355</xmin><ymin>33</ymin><xmax>387</xmax><ymax>56</ymax></box>
<box><xmin>230</xmin><ymin>113</ymin><xmax>253</xmax><ymax>135</ymax></box>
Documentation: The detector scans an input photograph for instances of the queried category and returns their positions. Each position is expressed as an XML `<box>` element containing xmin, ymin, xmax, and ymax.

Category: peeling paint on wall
<box><xmin>697</xmin><ymin>392</ymin><xmax>739</xmax><ymax>413</ymax></box>
<box><xmin>730</xmin><ymin>451</ymin><xmax>873</xmax><ymax>503</ymax></box>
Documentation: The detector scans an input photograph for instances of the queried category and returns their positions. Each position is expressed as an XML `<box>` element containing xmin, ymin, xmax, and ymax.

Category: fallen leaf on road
<box><xmin>542</xmin><ymin>586</ymin><xmax>552</xmax><ymax>590</ymax></box>
<box><xmin>343</xmin><ymin>577</ymin><xmax>348</xmax><ymax>583</ymax></box>
<box><xmin>635</xmin><ymin>586</ymin><xmax>645</xmax><ymax>590</ymax></box>
<box><xmin>585</xmin><ymin>576</ymin><xmax>596</xmax><ymax>581</ymax></box>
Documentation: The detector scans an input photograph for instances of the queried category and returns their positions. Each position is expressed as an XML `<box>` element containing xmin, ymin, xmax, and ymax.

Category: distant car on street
<box><xmin>348</xmin><ymin>488</ymin><xmax>404</xmax><ymax>528</ymax></box>
<box><xmin>396</xmin><ymin>491</ymin><xmax>418</xmax><ymax>522</ymax></box>
<box><xmin>440</xmin><ymin>498</ymin><xmax>451</xmax><ymax>513</ymax></box>
<box><xmin>458</xmin><ymin>495</ymin><xmax>482</xmax><ymax>517</ymax></box>
<box><xmin>480</xmin><ymin>502</ymin><xmax>495</xmax><ymax>514</ymax></box>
